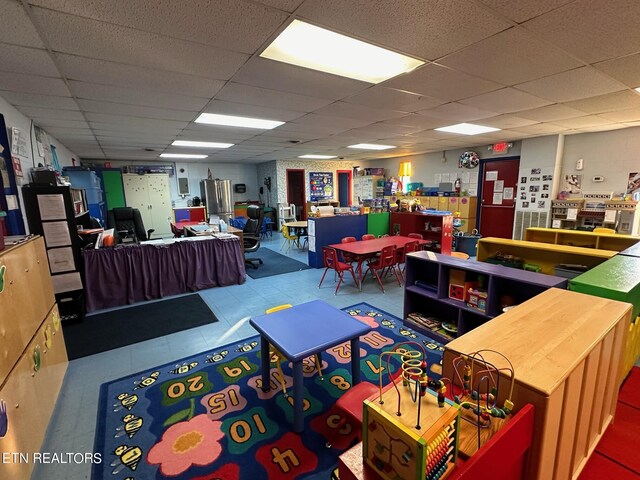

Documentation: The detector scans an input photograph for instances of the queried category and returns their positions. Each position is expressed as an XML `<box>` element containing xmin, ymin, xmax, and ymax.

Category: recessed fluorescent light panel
<box><xmin>260</xmin><ymin>19</ymin><xmax>424</xmax><ymax>84</ymax></box>
<box><xmin>635</xmin><ymin>86</ymin><xmax>640</xmax><ymax>93</ymax></box>
<box><xmin>347</xmin><ymin>143</ymin><xmax>395</xmax><ymax>150</ymax></box>
<box><xmin>299</xmin><ymin>154</ymin><xmax>337</xmax><ymax>159</ymax></box>
<box><xmin>160</xmin><ymin>153</ymin><xmax>207</xmax><ymax>159</ymax></box>
<box><xmin>195</xmin><ymin>113</ymin><xmax>284</xmax><ymax>130</ymax></box>
<box><xmin>172</xmin><ymin>140</ymin><xmax>233</xmax><ymax>148</ymax></box>
<box><xmin>435</xmin><ymin>123</ymin><xmax>501</xmax><ymax>135</ymax></box>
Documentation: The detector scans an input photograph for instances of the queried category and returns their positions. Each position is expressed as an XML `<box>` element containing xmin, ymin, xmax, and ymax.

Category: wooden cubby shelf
<box><xmin>403</xmin><ymin>251</ymin><xmax>568</xmax><ymax>343</ymax></box>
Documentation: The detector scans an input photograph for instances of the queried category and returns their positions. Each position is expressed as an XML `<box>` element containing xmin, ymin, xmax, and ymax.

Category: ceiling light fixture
<box><xmin>299</xmin><ymin>154</ymin><xmax>337</xmax><ymax>159</ymax></box>
<box><xmin>347</xmin><ymin>143</ymin><xmax>395</xmax><ymax>150</ymax></box>
<box><xmin>160</xmin><ymin>153</ymin><xmax>208</xmax><ymax>159</ymax></box>
<box><xmin>635</xmin><ymin>87</ymin><xmax>640</xmax><ymax>93</ymax></box>
<box><xmin>172</xmin><ymin>140</ymin><xmax>233</xmax><ymax>148</ymax></box>
<box><xmin>435</xmin><ymin>123</ymin><xmax>501</xmax><ymax>135</ymax></box>
<box><xmin>195</xmin><ymin>113</ymin><xmax>284</xmax><ymax>130</ymax></box>
<box><xmin>260</xmin><ymin>19</ymin><xmax>424</xmax><ymax>84</ymax></box>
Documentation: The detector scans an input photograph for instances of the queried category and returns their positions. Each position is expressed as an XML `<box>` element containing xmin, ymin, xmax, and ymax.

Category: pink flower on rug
<box><xmin>147</xmin><ymin>414</ymin><xmax>224</xmax><ymax>476</ymax></box>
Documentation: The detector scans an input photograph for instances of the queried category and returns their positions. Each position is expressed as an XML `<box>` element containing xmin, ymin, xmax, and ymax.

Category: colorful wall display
<box><xmin>309</xmin><ymin>172</ymin><xmax>333</xmax><ymax>201</ymax></box>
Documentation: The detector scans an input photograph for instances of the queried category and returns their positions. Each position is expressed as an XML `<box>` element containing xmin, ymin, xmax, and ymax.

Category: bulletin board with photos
<box><xmin>517</xmin><ymin>167</ymin><xmax>554</xmax><ymax>212</ymax></box>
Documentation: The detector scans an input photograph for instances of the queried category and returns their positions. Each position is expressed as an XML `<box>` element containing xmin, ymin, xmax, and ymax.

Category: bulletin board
<box><xmin>309</xmin><ymin>172</ymin><xmax>334</xmax><ymax>201</ymax></box>
<box><xmin>0</xmin><ymin>113</ymin><xmax>25</xmax><ymax>235</ymax></box>
<box><xmin>517</xmin><ymin>167</ymin><xmax>554</xmax><ymax>212</ymax></box>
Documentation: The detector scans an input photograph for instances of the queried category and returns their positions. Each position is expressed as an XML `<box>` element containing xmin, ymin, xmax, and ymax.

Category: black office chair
<box><xmin>107</xmin><ymin>207</ymin><xmax>154</xmax><ymax>244</ymax></box>
<box><xmin>243</xmin><ymin>205</ymin><xmax>263</xmax><ymax>269</ymax></box>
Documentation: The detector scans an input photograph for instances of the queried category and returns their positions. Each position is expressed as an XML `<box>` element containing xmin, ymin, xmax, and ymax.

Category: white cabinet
<box><xmin>353</xmin><ymin>175</ymin><xmax>383</xmax><ymax>202</ymax></box>
<box><xmin>123</xmin><ymin>173</ymin><xmax>172</xmax><ymax>237</ymax></box>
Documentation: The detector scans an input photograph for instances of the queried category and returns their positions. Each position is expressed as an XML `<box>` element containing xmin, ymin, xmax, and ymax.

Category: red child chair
<box><xmin>363</xmin><ymin>245</ymin><xmax>402</xmax><ymax>292</ymax></box>
<box><xmin>396</xmin><ymin>240</ymin><xmax>420</xmax><ymax>282</ymax></box>
<box><xmin>326</xmin><ymin>381</ymin><xmax>378</xmax><ymax>448</ymax></box>
<box><xmin>318</xmin><ymin>246</ymin><xmax>359</xmax><ymax>295</ymax></box>
<box><xmin>362</xmin><ymin>234</ymin><xmax>376</xmax><ymax>241</ymax></box>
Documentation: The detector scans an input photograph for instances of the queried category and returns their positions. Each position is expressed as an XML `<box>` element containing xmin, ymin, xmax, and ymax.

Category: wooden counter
<box><xmin>442</xmin><ymin>288</ymin><xmax>630</xmax><ymax>480</ymax></box>
<box><xmin>477</xmin><ymin>237</ymin><xmax>616</xmax><ymax>275</ymax></box>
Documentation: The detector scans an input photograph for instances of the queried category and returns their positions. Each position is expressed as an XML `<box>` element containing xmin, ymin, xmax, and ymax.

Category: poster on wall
<box><xmin>517</xmin><ymin>167</ymin><xmax>554</xmax><ymax>212</ymax></box>
<box><xmin>309</xmin><ymin>172</ymin><xmax>333</xmax><ymax>201</ymax></box>
<box><xmin>562</xmin><ymin>174</ymin><xmax>582</xmax><ymax>196</ymax></box>
<box><xmin>627</xmin><ymin>172</ymin><xmax>640</xmax><ymax>196</ymax></box>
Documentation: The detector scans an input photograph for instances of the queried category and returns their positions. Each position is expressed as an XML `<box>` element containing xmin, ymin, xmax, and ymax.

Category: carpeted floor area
<box><xmin>63</xmin><ymin>294</ymin><xmax>218</xmax><ymax>360</ymax></box>
<box><xmin>245</xmin><ymin>247</ymin><xmax>310</xmax><ymax>279</ymax></box>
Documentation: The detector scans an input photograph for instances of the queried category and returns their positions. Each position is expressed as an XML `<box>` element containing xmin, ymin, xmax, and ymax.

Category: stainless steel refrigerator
<box><xmin>200</xmin><ymin>179</ymin><xmax>233</xmax><ymax>223</ymax></box>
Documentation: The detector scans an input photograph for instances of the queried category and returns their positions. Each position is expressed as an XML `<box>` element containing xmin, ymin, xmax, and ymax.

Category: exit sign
<box><xmin>492</xmin><ymin>142</ymin><xmax>509</xmax><ymax>154</ymax></box>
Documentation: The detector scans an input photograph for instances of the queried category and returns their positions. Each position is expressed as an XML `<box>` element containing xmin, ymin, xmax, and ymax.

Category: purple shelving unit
<box><xmin>403</xmin><ymin>251</ymin><xmax>568</xmax><ymax>343</ymax></box>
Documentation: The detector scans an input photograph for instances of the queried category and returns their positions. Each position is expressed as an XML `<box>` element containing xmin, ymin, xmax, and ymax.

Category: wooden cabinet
<box><xmin>443</xmin><ymin>288</ymin><xmax>630</xmax><ymax>480</ymax></box>
<box><xmin>476</xmin><ymin>237</ymin><xmax>616</xmax><ymax>275</ymax></box>
<box><xmin>123</xmin><ymin>173</ymin><xmax>172</xmax><ymax>237</ymax></box>
<box><xmin>0</xmin><ymin>237</ymin><xmax>68</xmax><ymax>480</ymax></box>
<box><xmin>390</xmin><ymin>211</ymin><xmax>453</xmax><ymax>254</ymax></box>
<box><xmin>403</xmin><ymin>251</ymin><xmax>567</xmax><ymax>344</ymax></box>
<box><xmin>525</xmin><ymin>227</ymin><xmax>640</xmax><ymax>251</ymax></box>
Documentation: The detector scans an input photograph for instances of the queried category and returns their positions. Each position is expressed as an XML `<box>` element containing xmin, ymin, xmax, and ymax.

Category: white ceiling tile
<box><xmin>343</xmin><ymin>86</ymin><xmax>446</xmax><ymax>112</ymax></box>
<box><xmin>346</xmin><ymin>122</ymin><xmax>425</xmax><ymax>136</ymax></box>
<box><xmin>312</xmin><ymin>102</ymin><xmax>406</xmax><ymax>122</ymax></box>
<box><xmin>563</xmin><ymin>90</ymin><xmax>640</xmax><ymax>114</ymax></box>
<box><xmin>202</xmin><ymin>99</ymin><xmax>305</xmax><ymax>122</ymax></box>
<box><xmin>96</xmin><ymin>134</ymin><xmax>175</xmax><ymax>143</ymax></box>
<box><xmin>599</xmin><ymin>108</ymin><xmax>640</xmax><ymax>123</ymax></box>
<box><xmin>68</xmin><ymin>81</ymin><xmax>209</xmax><ymax>111</ymax></box>
<box><xmin>381</xmin><ymin>114</ymin><xmax>448</xmax><ymax>130</ymax></box>
<box><xmin>55</xmin><ymin>54</ymin><xmax>225</xmax><ymax>98</ymax></box>
<box><xmin>516</xmin><ymin>67</ymin><xmax>626</xmax><ymax>102</ymax></box>
<box><xmin>216</xmin><ymin>82</ymin><xmax>333</xmax><ymax>112</ymax></box>
<box><xmin>477</xmin><ymin>0</ymin><xmax>574</xmax><ymax>23</ymax></box>
<box><xmin>595</xmin><ymin>53</ymin><xmax>640</xmax><ymax>89</ymax></box>
<box><xmin>44</xmin><ymin>127</ymin><xmax>94</xmax><ymax>136</ymax></box>
<box><xmin>523</xmin><ymin>0</ymin><xmax>640</xmax><ymax>64</ymax></box>
<box><xmin>576</xmin><ymin>124</ymin><xmax>629</xmax><ymax>133</ymax></box>
<box><xmin>17</xmin><ymin>106</ymin><xmax>85</xmax><ymax>120</ymax></box>
<box><xmin>33</xmin><ymin>118</ymin><xmax>90</xmax><ymax>129</ymax></box>
<box><xmin>552</xmin><ymin>115</ymin><xmax>613</xmax><ymax>128</ymax></box>
<box><xmin>253</xmin><ymin>0</ymin><xmax>304</xmax><ymax>12</ymax></box>
<box><xmin>416</xmin><ymin>102</ymin><xmax>498</xmax><ymax>121</ymax></box>
<box><xmin>439</xmin><ymin>27</ymin><xmax>582</xmax><ymax>86</ymax></box>
<box><xmin>505</xmin><ymin>123</ymin><xmax>569</xmax><ymax>135</ymax></box>
<box><xmin>30</xmin><ymin>0</ymin><xmax>287</xmax><ymax>54</ymax></box>
<box><xmin>296</xmin><ymin>0</ymin><xmax>510</xmax><ymax>60</ymax></box>
<box><xmin>89</xmin><ymin>121</ymin><xmax>181</xmax><ymax>134</ymax></box>
<box><xmin>31</xmin><ymin>7</ymin><xmax>249</xmax><ymax>79</ymax></box>
<box><xmin>232</xmin><ymin>57</ymin><xmax>369</xmax><ymax>100</ymax></box>
<box><xmin>384</xmin><ymin>64</ymin><xmax>503</xmax><ymax>102</ymax></box>
<box><xmin>273</xmin><ymin>121</ymin><xmax>348</xmax><ymax>136</ymax></box>
<box><xmin>0</xmin><ymin>71</ymin><xmax>69</xmax><ymax>96</ymax></box>
<box><xmin>476</xmin><ymin>115</ymin><xmax>539</xmax><ymax>129</ymax></box>
<box><xmin>292</xmin><ymin>113</ymin><xmax>374</xmax><ymax>130</ymax></box>
<box><xmin>0</xmin><ymin>44</ymin><xmax>59</xmax><ymax>77</ymax></box>
<box><xmin>84</xmin><ymin>112</ymin><xmax>188</xmax><ymax>129</ymax></box>
<box><xmin>517</xmin><ymin>104</ymin><xmax>586</xmax><ymax>122</ymax></box>
<box><xmin>77</xmin><ymin>99</ymin><xmax>197</xmax><ymax>122</ymax></box>
<box><xmin>0</xmin><ymin>0</ymin><xmax>44</xmax><ymax>47</ymax></box>
<box><xmin>0</xmin><ymin>91</ymin><xmax>79</xmax><ymax>109</ymax></box>
<box><xmin>459</xmin><ymin>88</ymin><xmax>552</xmax><ymax>113</ymax></box>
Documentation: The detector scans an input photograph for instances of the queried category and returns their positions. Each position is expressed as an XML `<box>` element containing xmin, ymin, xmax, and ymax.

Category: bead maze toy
<box><xmin>362</xmin><ymin>342</ymin><xmax>460</xmax><ymax>480</ymax></box>
<box><xmin>450</xmin><ymin>350</ymin><xmax>516</xmax><ymax>458</ymax></box>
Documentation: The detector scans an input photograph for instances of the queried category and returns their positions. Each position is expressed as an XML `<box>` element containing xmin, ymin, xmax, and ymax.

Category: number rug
<box><xmin>93</xmin><ymin>302</ymin><xmax>444</xmax><ymax>480</ymax></box>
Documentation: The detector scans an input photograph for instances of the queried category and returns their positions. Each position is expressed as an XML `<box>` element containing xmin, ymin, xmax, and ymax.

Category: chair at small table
<box><xmin>280</xmin><ymin>224</ymin><xmax>299</xmax><ymax>253</ymax></box>
<box><xmin>408</xmin><ymin>233</ymin><xmax>423</xmax><ymax>240</ymax></box>
<box><xmin>396</xmin><ymin>240</ymin><xmax>420</xmax><ymax>281</ymax></box>
<box><xmin>266</xmin><ymin>304</ymin><xmax>323</xmax><ymax>397</ymax></box>
<box><xmin>364</xmin><ymin>245</ymin><xmax>402</xmax><ymax>292</ymax></box>
<box><xmin>362</xmin><ymin>234</ymin><xmax>376</xmax><ymax>241</ymax></box>
<box><xmin>318</xmin><ymin>246</ymin><xmax>358</xmax><ymax>295</ymax></box>
<box><xmin>340</xmin><ymin>236</ymin><xmax>358</xmax><ymax>264</ymax></box>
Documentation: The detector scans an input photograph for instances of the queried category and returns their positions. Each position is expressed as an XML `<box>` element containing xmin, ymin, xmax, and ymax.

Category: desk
<box><xmin>83</xmin><ymin>236</ymin><xmax>245</xmax><ymax>312</ymax></box>
<box><xmin>284</xmin><ymin>220</ymin><xmax>308</xmax><ymax>248</ymax></box>
<box><xmin>182</xmin><ymin>224</ymin><xmax>244</xmax><ymax>249</ymax></box>
<box><xmin>250</xmin><ymin>300</ymin><xmax>371</xmax><ymax>432</ymax></box>
<box><xmin>329</xmin><ymin>236</ymin><xmax>426</xmax><ymax>286</ymax></box>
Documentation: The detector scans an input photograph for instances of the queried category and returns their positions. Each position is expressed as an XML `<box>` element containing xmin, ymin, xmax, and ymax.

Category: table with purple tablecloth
<box><xmin>83</xmin><ymin>236</ymin><xmax>245</xmax><ymax>312</ymax></box>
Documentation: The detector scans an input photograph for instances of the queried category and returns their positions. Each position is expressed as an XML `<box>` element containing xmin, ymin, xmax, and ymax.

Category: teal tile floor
<box><xmin>33</xmin><ymin>233</ymin><xmax>407</xmax><ymax>480</ymax></box>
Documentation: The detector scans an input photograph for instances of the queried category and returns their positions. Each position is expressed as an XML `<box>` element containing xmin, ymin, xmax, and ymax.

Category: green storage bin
<box><xmin>569</xmin><ymin>255</ymin><xmax>640</xmax><ymax>320</ymax></box>
<box><xmin>367</xmin><ymin>212</ymin><xmax>389</xmax><ymax>237</ymax></box>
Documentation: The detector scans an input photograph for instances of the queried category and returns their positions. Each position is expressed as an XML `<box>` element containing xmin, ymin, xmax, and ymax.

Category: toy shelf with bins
<box><xmin>524</xmin><ymin>227</ymin><xmax>639</xmax><ymax>251</ymax></box>
<box><xmin>476</xmin><ymin>237</ymin><xmax>616</xmax><ymax>275</ymax></box>
<box><xmin>390</xmin><ymin>211</ymin><xmax>453</xmax><ymax>254</ymax></box>
<box><xmin>403</xmin><ymin>251</ymin><xmax>567</xmax><ymax>344</ymax></box>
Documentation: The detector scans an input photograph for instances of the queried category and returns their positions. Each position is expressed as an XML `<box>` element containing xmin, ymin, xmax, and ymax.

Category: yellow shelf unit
<box><xmin>524</xmin><ymin>227</ymin><xmax>640</xmax><ymax>252</ymax></box>
<box><xmin>476</xmin><ymin>237</ymin><xmax>616</xmax><ymax>275</ymax></box>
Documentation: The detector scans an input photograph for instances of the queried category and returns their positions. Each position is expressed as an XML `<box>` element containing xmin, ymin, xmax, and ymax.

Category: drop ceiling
<box><xmin>1</xmin><ymin>0</ymin><xmax>640</xmax><ymax>163</ymax></box>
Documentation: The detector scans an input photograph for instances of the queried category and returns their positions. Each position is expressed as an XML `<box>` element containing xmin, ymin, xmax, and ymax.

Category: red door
<box><xmin>479</xmin><ymin>158</ymin><xmax>520</xmax><ymax>239</ymax></box>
